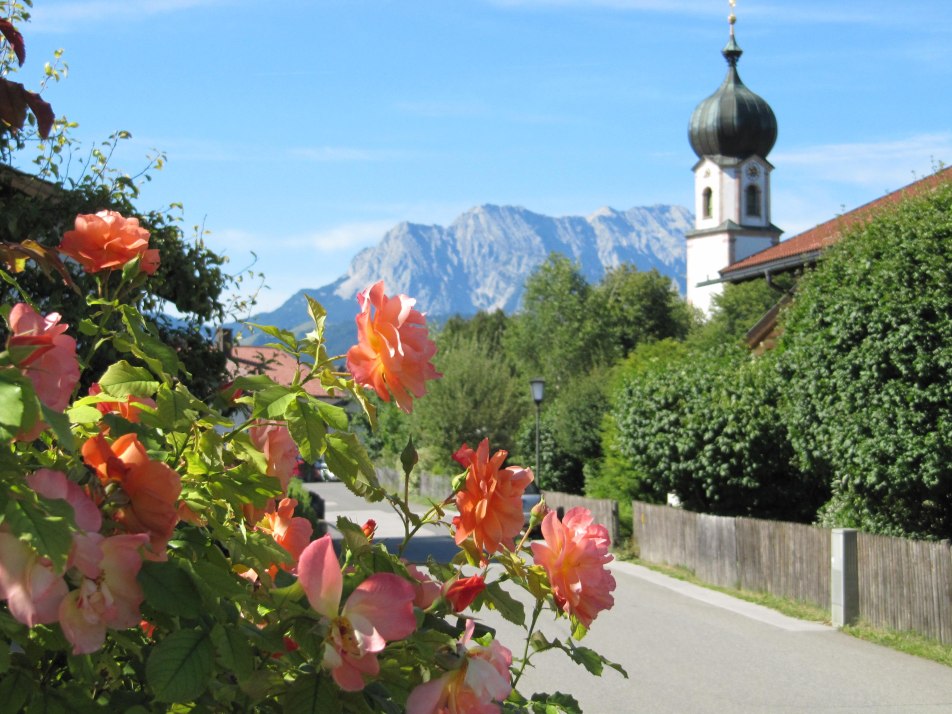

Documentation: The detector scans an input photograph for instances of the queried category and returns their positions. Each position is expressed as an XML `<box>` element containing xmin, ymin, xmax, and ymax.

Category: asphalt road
<box><xmin>308</xmin><ymin>481</ymin><xmax>952</xmax><ymax>713</ymax></box>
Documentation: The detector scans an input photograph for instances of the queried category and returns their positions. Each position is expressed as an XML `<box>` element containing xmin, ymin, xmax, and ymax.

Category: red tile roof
<box><xmin>228</xmin><ymin>345</ymin><xmax>339</xmax><ymax>401</ymax></box>
<box><xmin>721</xmin><ymin>166</ymin><xmax>952</xmax><ymax>279</ymax></box>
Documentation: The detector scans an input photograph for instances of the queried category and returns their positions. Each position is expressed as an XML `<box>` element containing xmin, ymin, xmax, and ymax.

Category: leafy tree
<box><xmin>0</xmin><ymin>6</ymin><xmax>231</xmax><ymax>398</ymax></box>
<box><xmin>691</xmin><ymin>275</ymin><xmax>792</xmax><ymax>348</ymax></box>
<box><xmin>589</xmin><ymin>265</ymin><xmax>693</xmax><ymax>362</ymax></box>
<box><xmin>513</xmin><ymin>370</ymin><xmax>607</xmax><ymax>494</ymax></box>
<box><xmin>504</xmin><ymin>254</ymin><xmax>595</xmax><ymax>393</ymax></box>
<box><xmin>777</xmin><ymin>179</ymin><xmax>952</xmax><ymax>538</ymax></box>
<box><xmin>607</xmin><ymin>341</ymin><xmax>824</xmax><ymax>521</ymax></box>
<box><xmin>411</xmin><ymin>334</ymin><xmax>528</xmax><ymax>474</ymax></box>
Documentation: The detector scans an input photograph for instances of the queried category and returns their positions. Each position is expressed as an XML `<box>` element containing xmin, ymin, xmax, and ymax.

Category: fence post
<box><xmin>831</xmin><ymin>528</ymin><xmax>859</xmax><ymax>627</ymax></box>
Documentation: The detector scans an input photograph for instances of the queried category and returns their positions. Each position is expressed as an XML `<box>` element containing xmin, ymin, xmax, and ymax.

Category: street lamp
<box><xmin>529</xmin><ymin>378</ymin><xmax>545</xmax><ymax>482</ymax></box>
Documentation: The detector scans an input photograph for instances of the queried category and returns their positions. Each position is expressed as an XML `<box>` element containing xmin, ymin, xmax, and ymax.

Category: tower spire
<box><xmin>724</xmin><ymin>0</ymin><xmax>742</xmax><ymax>67</ymax></box>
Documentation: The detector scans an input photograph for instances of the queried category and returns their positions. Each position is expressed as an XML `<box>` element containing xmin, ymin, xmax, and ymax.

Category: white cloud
<box><xmin>306</xmin><ymin>220</ymin><xmax>396</xmax><ymax>252</ymax></box>
<box><xmin>773</xmin><ymin>132</ymin><xmax>952</xmax><ymax>188</ymax></box>
<box><xmin>770</xmin><ymin>133</ymin><xmax>952</xmax><ymax>237</ymax></box>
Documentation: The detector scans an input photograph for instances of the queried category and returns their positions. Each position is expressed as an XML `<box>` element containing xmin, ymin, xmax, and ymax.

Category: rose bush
<box><xmin>0</xmin><ymin>210</ymin><xmax>623</xmax><ymax>712</ymax></box>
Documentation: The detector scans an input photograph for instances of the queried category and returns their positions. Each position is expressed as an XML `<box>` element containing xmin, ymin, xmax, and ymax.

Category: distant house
<box><xmin>219</xmin><ymin>328</ymin><xmax>348</xmax><ymax>408</ymax></box>
<box><xmin>716</xmin><ymin>165</ymin><xmax>952</xmax><ymax>352</ymax></box>
<box><xmin>0</xmin><ymin>163</ymin><xmax>59</xmax><ymax>200</ymax></box>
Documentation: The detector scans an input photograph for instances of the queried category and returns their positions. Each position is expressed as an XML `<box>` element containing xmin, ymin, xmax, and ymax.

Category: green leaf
<box><xmin>0</xmin><ymin>668</ymin><xmax>34</xmax><ymax>712</ymax></box>
<box><xmin>118</xmin><ymin>306</ymin><xmax>184</xmax><ymax>376</ymax></box>
<box><xmin>282</xmin><ymin>673</ymin><xmax>342</xmax><ymax>714</ymax></box>
<box><xmin>286</xmin><ymin>398</ymin><xmax>326</xmax><ymax>463</ymax></box>
<box><xmin>40</xmin><ymin>402</ymin><xmax>74</xmax><ymax>452</ymax></box>
<box><xmin>210</xmin><ymin>623</ymin><xmax>254</xmax><ymax>681</ymax></box>
<box><xmin>0</xmin><ymin>368</ymin><xmax>38</xmax><ymax>434</ymax></box>
<box><xmin>3</xmin><ymin>496</ymin><xmax>74</xmax><ymax>572</ymax></box>
<box><xmin>482</xmin><ymin>581</ymin><xmax>525</xmax><ymax>626</ymax></box>
<box><xmin>97</xmin><ymin>361</ymin><xmax>160</xmax><ymax>398</ymax></box>
<box><xmin>315</xmin><ymin>400</ymin><xmax>348</xmax><ymax>431</ymax></box>
<box><xmin>245</xmin><ymin>323</ymin><xmax>298</xmax><ymax>352</ymax></box>
<box><xmin>145</xmin><ymin>629</ymin><xmax>214</xmax><ymax>703</ymax></box>
<box><xmin>252</xmin><ymin>385</ymin><xmax>297</xmax><ymax>420</ymax></box>
<box><xmin>324</xmin><ymin>432</ymin><xmax>384</xmax><ymax>502</ymax></box>
<box><xmin>231</xmin><ymin>374</ymin><xmax>276</xmax><ymax>393</ymax></box>
<box><xmin>139</xmin><ymin>560</ymin><xmax>204</xmax><ymax>618</ymax></box>
<box><xmin>66</xmin><ymin>403</ymin><xmax>104</xmax><ymax>425</ymax></box>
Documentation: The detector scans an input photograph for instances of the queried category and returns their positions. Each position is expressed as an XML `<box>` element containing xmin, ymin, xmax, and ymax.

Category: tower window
<box><xmin>702</xmin><ymin>188</ymin><xmax>713</xmax><ymax>219</ymax></box>
<box><xmin>745</xmin><ymin>184</ymin><xmax>761</xmax><ymax>217</ymax></box>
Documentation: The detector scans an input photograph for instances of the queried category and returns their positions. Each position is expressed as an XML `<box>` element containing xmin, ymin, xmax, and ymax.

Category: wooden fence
<box><xmin>857</xmin><ymin>533</ymin><xmax>952</xmax><ymax>643</ymax></box>
<box><xmin>632</xmin><ymin>501</ymin><xmax>829</xmax><ymax>609</ymax></box>
<box><xmin>632</xmin><ymin>500</ymin><xmax>952</xmax><ymax>644</ymax></box>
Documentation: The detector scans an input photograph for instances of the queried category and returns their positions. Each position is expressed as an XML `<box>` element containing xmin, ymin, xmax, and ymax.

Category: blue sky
<box><xmin>13</xmin><ymin>0</ymin><xmax>952</xmax><ymax>313</ymax></box>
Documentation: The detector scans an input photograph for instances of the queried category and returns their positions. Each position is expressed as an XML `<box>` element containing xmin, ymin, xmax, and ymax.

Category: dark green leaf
<box><xmin>139</xmin><ymin>560</ymin><xmax>204</xmax><ymax>618</ymax></box>
<box><xmin>145</xmin><ymin>629</ymin><xmax>214</xmax><ymax>703</ymax></box>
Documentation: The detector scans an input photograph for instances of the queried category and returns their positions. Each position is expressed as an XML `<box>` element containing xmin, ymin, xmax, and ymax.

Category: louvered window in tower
<box><xmin>745</xmin><ymin>184</ymin><xmax>761</xmax><ymax>218</ymax></box>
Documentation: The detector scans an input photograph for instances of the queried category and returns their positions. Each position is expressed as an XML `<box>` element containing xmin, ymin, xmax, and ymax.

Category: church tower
<box><xmin>686</xmin><ymin>4</ymin><xmax>781</xmax><ymax>315</ymax></box>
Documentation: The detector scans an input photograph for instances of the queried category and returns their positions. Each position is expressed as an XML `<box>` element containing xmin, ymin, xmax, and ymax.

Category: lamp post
<box><xmin>529</xmin><ymin>378</ymin><xmax>545</xmax><ymax>482</ymax></box>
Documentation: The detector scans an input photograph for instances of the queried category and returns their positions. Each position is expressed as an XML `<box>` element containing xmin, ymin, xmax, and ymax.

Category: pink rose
<box><xmin>0</xmin><ymin>532</ymin><xmax>68</xmax><ymax>627</ymax></box>
<box><xmin>406</xmin><ymin>619</ymin><xmax>512</xmax><ymax>714</ymax></box>
<box><xmin>7</xmin><ymin>302</ymin><xmax>79</xmax><ymax>413</ymax></box>
<box><xmin>249</xmin><ymin>420</ymin><xmax>299</xmax><ymax>494</ymax></box>
<box><xmin>58</xmin><ymin>533</ymin><xmax>149</xmax><ymax>654</ymax></box>
<box><xmin>345</xmin><ymin>281</ymin><xmax>440</xmax><ymax>413</ymax></box>
<box><xmin>298</xmin><ymin>535</ymin><xmax>416</xmax><ymax>691</ymax></box>
<box><xmin>531</xmin><ymin>507</ymin><xmax>616</xmax><ymax>628</ymax></box>
<box><xmin>58</xmin><ymin>210</ymin><xmax>159</xmax><ymax>275</ymax></box>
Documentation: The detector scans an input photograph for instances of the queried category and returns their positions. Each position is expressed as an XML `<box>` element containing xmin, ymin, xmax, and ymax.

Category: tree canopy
<box><xmin>777</xmin><ymin>179</ymin><xmax>952</xmax><ymax>538</ymax></box>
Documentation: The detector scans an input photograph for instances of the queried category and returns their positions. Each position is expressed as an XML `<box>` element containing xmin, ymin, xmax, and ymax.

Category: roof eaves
<box><xmin>719</xmin><ymin>249</ymin><xmax>823</xmax><ymax>283</ymax></box>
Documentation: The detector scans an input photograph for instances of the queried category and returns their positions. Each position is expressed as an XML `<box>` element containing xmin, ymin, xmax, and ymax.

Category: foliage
<box><xmin>0</xmin><ymin>213</ymin><xmax>624</xmax><ymax>710</ymax></box>
<box><xmin>504</xmin><ymin>254</ymin><xmax>596</xmax><ymax>394</ymax></box>
<box><xmin>691</xmin><ymin>275</ymin><xmax>792</xmax><ymax>348</ymax></box>
<box><xmin>503</xmin><ymin>257</ymin><xmax>695</xmax><ymax>496</ymax></box>
<box><xmin>777</xmin><ymin>180</ymin><xmax>952</xmax><ymax>538</ymax></box>
<box><xmin>589</xmin><ymin>264</ymin><xmax>693</xmax><ymax>362</ymax></box>
<box><xmin>0</xmin><ymin>7</ymin><xmax>232</xmax><ymax>399</ymax></box>
<box><xmin>514</xmin><ymin>370</ymin><xmax>608</xmax><ymax>494</ymax></box>
<box><xmin>607</xmin><ymin>341</ymin><xmax>825</xmax><ymax>520</ymax></box>
<box><xmin>411</xmin><ymin>334</ymin><xmax>528</xmax><ymax>474</ymax></box>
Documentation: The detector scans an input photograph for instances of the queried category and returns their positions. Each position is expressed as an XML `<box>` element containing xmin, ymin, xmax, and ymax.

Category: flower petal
<box><xmin>297</xmin><ymin>535</ymin><xmax>342</xmax><ymax>618</ymax></box>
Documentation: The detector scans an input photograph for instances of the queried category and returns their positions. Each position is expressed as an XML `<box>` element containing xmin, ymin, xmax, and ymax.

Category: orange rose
<box><xmin>260</xmin><ymin>497</ymin><xmax>313</xmax><ymax>575</ymax></box>
<box><xmin>345</xmin><ymin>281</ymin><xmax>440</xmax><ymax>413</ymax></box>
<box><xmin>452</xmin><ymin>439</ymin><xmax>534</xmax><ymax>555</ymax></box>
<box><xmin>80</xmin><ymin>433</ymin><xmax>181</xmax><ymax>557</ymax></box>
<box><xmin>59</xmin><ymin>210</ymin><xmax>159</xmax><ymax>275</ymax></box>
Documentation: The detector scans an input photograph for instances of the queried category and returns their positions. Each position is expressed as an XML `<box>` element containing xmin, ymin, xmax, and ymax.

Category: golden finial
<box><xmin>729</xmin><ymin>0</ymin><xmax>737</xmax><ymax>37</ymax></box>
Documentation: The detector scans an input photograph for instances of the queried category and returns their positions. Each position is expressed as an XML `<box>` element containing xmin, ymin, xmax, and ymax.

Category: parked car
<box><xmin>315</xmin><ymin>458</ymin><xmax>338</xmax><ymax>482</ymax></box>
<box><xmin>522</xmin><ymin>481</ymin><xmax>542</xmax><ymax>532</ymax></box>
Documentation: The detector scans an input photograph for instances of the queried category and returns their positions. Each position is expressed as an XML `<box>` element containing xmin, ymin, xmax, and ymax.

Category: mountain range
<box><xmin>234</xmin><ymin>203</ymin><xmax>693</xmax><ymax>354</ymax></box>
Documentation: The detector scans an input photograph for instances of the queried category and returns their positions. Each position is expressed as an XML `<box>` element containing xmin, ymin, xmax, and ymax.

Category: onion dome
<box><xmin>688</xmin><ymin>34</ymin><xmax>777</xmax><ymax>160</ymax></box>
